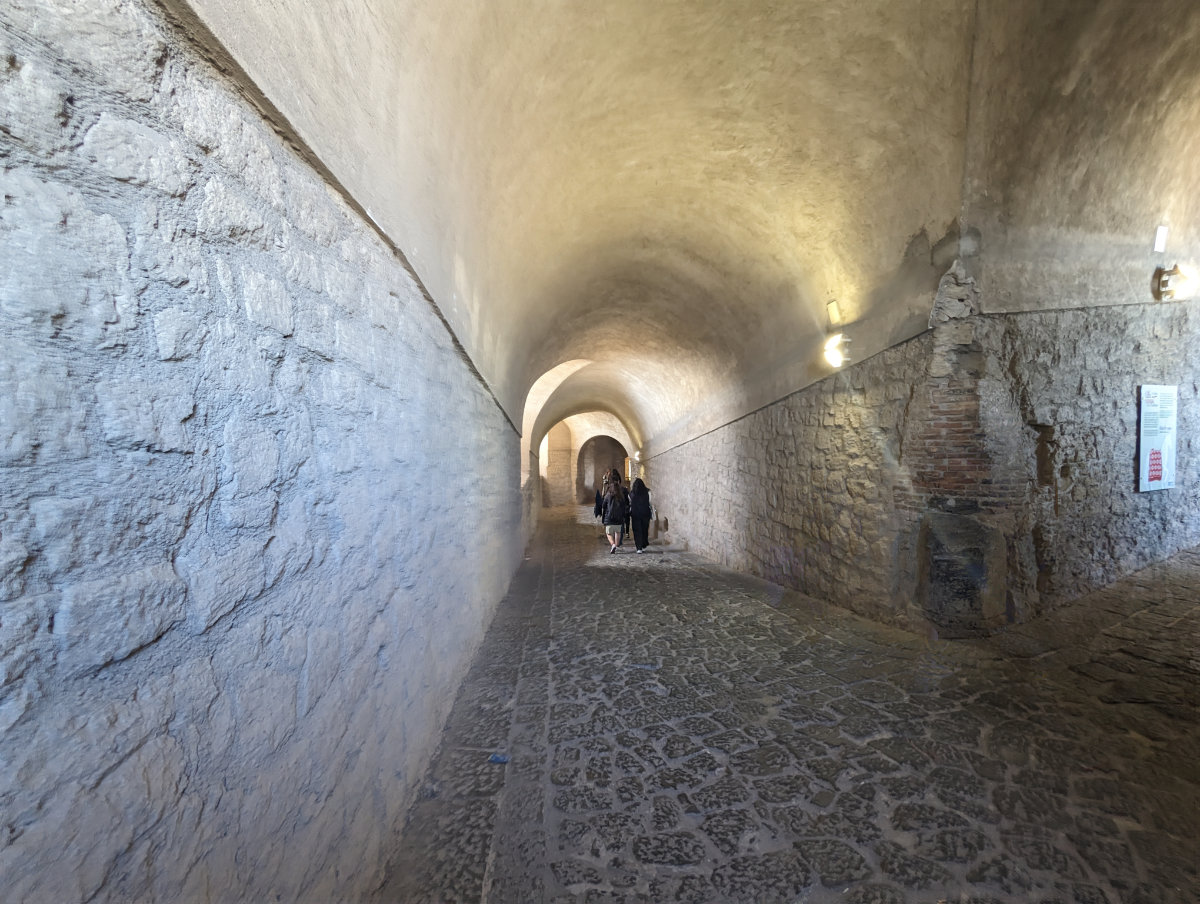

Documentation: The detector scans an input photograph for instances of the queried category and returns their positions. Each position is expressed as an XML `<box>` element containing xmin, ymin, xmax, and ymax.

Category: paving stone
<box><xmin>631</xmin><ymin>831</ymin><xmax>705</xmax><ymax>865</ymax></box>
<box><xmin>795</xmin><ymin>837</ymin><xmax>873</xmax><ymax>885</ymax></box>
<box><xmin>700</xmin><ymin>807</ymin><xmax>758</xmax><ymax>855</ymax></box>
<box><xmin>753</xmin><ymin>773</ymin><xmax>812</xmax><ymax>803</ymax></box>
<box><xmin>876</xmin><ymin>841</ymin><xmax>952</xmax><ymax>888</ymax></box>
<box><xmin>550</xmin><ymin>858</ymin><xmax>602</xmax><ymax>886</ymax></box>
<box><xmin>375</xmin><ymin>509</ymin><xmax>1200</xmax><ymax>903</ymax></box>
<box><xmin>966</xmin><ymin>855</ymin><xmax>1036</xmax><ymax>894</ymax></box>
<box><xmin>709</xmin><ymin>850</ymin><xmax>813</xmax><ymax>903</ymax></box>
<box><xmin>920</xmin><ymin>826</ymin><xmax>993</xmax><ymax>865</ymax></box>
<box><xmin>842</xmin><ymin>883</ymin><xmax>908</xmax><ymax>904</ymax></box>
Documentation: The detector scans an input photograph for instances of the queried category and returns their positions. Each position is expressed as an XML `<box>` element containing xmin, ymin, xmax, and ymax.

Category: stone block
<box><xmin>134</xmin><ymin>200</ymin><xmax>208</xmax><ymax>288</ymax></box>
<box><xmin>293</xmin><ymin>299</ymin><xmax>339</xmax><ymax>359</ymax></box>
<box><xmin>82</xmin><ymin>112</ymin><xmax>191</xmax><ymax>195</ymax></box>
<box><xmin>298</xmin><ymin>627</ymin><xmax>343</xmax><ymax>716</ymax></box>
<box><xmin>197</xmin><ymin>176</ymin><xmax>271</xmax><ymax>248</ymax></box>
<box><xmin>54</xmin><ymin>562</ymin><xmax>185</xmax><ymax>672</ymax></box>
<box><xmin>917</xmin><ymin>511</ymin><xmax>1007</xmax><ymax>637</ymax></box>
<box><xmin>283</xmin><ymin>243</ymin><xmax>324</xmax><ymax>293</ymax></box>
<box><xmin>153</xmin><ymin>305</ymin><xmax>205</xmax><ymax>360</ymax></box>
<box><xmin>97</xmin><ymin>376</ymin><xmax>195</xmax><ymax>452</ymax></box>
<box><xmin>336</xmin><ymin>315</ymin><xmax>391</xmax><ymax>384</ymax></box>
<box><xmin>0</xmin><ymin>336</ymin><xmax>89</xmax><ymax>466</ymax></box>
<box><xmin>265</xmin><ymin>494</ymin><xmax>314</xmax><ymax>585</ymax></box>
<box><xmin>241</xmin><ymin>267</ymin><xmax>293</xmax><ymax>335</ymax></box>
<box><xmin>0</xmin><ymin>171</ymin><xmax>137</xmax><ymax>346</ymax></box>
<box><xmin>222</xmin><ymin>413</ymin><xmax>280</xmax><ymax>495</ymax></box>
<box><xmin>231</xmin><ymin>664</ymin><xmax>298</xmax><ymax>758</ymax></box>
<box><xmin>6</xmin><ymin>0</ymin><xmax>166</xmax><ymax>102</ymax></box>
<box><xmin>28</xmin><ymin>488</ymin><xmax>189</xmax><ymax>580</ymax></box>
<box><xmin>177</xmin><ymin>537</ymin><xmax>267</xmax><ymax>633</ymax></box>
<box><xmin>0</xmin><ymin>46</ymin><xmax>72</xmax><ymax>155</ymax></box>
<box><xmin>216</xmin><ymin>487</ymin><xmax>278</xmax><ymax>531</ymax></box>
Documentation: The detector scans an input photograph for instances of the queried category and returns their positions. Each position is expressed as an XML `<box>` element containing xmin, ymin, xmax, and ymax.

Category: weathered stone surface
<box><xmin>0</xmin><ymin>2</ymin><xmax>521</xmax><ymax>902</ymax></box>
<box><xmin>53</xmin><ymin>562</ymin><xmax>186</xmax><ymax>672</ymax></box>
<box><xmin>82</xmin><ymin>113</ymin><xmax>192</xmax><ymax>195</ymax></box>
<box><xmin>649</xmin><ymin>302</ymin><xmax>1200</xmax><ymax>637</ymax></box>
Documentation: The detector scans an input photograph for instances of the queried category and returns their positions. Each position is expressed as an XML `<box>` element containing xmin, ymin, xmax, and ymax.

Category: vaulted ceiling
<box><xmin>169</xmin><ymin>0</ymin><xmax>1200</xmax><ymax>458</ymax></box>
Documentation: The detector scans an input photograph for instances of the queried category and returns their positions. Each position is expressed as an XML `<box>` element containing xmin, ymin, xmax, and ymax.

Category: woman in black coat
<box><xmin>601</xmin><ymin>479</ymin><xmax>627</xmax><ymax>553</ymax></box>
<box><xmin>628</xmin><ymin>477</ymin><xmax>653</xmax><ymax>553</ymax></box>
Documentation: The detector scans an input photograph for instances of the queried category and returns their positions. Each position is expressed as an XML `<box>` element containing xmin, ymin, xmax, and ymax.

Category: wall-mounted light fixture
<box><xmin>824</xmin><ymin>332</ymin><xmax>850</xmax><ymax>368</ymax></box>
<box><xmin>826</xmin><ymin>299</ymin><xmax>842</xmax><ymax>327</ymax></box>
<box><xmin>1153</xmin><ymin>264</ymin><xmax>1197</xmax><ymax>301</ymax></box>
<box><xmin>1154</xmin><ymin>225</ymin><xmax>1169</xmax><ymax>253</ymax></box>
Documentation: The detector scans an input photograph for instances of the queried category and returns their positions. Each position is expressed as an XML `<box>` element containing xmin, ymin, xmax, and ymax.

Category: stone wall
<box><xmin>0</xmin><ymin>2</ymin><xmax>522</xmax><ymax>902</ymax></box>
<box><xmin>543</xmin><ymin>421</ymin><xmax>574</xmax><ymax>506</ymax></box>
<box><xmin>991</xmin><ymin>303</ymin><xmax>1200</xmax><ymax>607</ymax></box>
<box><xmin>648</xmin><ymin>335</ymin><xmax>934</xmax><ymax>628</ymax></box>
<box><xmin>649</xmin><ymin>299</ymin><xmax>1200</xmax><ymax>634</ymax></box>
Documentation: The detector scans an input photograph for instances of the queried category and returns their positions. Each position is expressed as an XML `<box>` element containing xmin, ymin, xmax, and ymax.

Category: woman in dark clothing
<box><xmin>601</xmin><ymin>478</ymin><xmax>627</xmax><ymax>553</ymax></box>
<box><xmin>628</xmin><ymin>477</ymin><xmax>653</xmax><ymax>553</ymax></box>
<box><xmin>611</xmin><ymin>468</ymin><xmax>631</xmax><ymax>544</ymax></box>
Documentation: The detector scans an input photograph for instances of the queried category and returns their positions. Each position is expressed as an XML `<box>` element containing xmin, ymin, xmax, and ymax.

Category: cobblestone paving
<box><xmin>373</xmin><ymin>508</ymin><xmax>1200</xmax><ymax>904</ymax></box>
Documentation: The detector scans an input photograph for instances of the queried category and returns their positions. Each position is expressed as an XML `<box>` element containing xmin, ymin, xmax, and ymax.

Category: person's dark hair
<box><xmin>630</xmin><ymin>477</ymin><xmax>647</xmax><ymax>498</ymax></box>
<box><xmin>610</xmin><ymin>468</ymin><xmax>623</xmax><ymax>484</ymax></box>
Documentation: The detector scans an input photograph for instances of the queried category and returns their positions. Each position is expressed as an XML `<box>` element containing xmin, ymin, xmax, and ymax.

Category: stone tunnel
<box><xmin>1</xmin><ymin>0</ymin><xmax>1199</xmax><ymax>901</ymax></box>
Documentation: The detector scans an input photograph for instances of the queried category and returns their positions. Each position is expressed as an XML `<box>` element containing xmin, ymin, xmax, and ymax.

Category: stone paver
<box><xmin>372</xmin><ymin>508</ymin><xmax>1200</xmax><ymax>904</ymax></box>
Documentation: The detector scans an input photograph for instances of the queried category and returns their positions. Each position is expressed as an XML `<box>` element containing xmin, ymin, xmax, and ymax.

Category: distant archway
<box><xmin>576</xmin><ymin>435</ymin><xmax>629</xmax><ymax>504</ymax></box>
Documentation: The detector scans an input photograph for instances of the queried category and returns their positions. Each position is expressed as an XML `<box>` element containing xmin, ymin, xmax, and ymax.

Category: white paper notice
<box><xmin>1139</xmin><ymin>385</ymin><xmax>1178</xmax><ymax>492</ymax></box>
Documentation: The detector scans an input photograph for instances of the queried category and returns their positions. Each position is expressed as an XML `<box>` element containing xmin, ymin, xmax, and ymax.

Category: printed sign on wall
<box><xmin>1139</xmin><ymin>385</ymin><xmax>1178</xmax><ymax>492</ymax></box>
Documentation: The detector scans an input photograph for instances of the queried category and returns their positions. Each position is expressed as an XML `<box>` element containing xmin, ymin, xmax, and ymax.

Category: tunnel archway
<box><xmin>576</xmin><ymin>434</ymin><xmax>630</xmax><ymax>505</ymax></box>
<box><xmin>521</xmin><ymin>359</ymin><xmax>591</xmax><ymax>483</ymax></box>
<box><xmin>537</xmin><ymin>414</ymin><xmax>635</xmax><ymax>507</ymax></box>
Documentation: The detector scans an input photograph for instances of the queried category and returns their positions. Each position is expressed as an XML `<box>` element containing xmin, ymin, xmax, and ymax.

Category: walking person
<box><xmin>628</xmin><ymin>477</ymin><xmax>652</xmax><ymax>552</ymax></box>
<box><xmin>601</xmin><ymin>475</ymin><xmax>626</xmax><ymax>554</ymax></box>
<box><xmin>610</xmin><ymin>469</ymin><xmax>631</xmax><ymax>545</ymax></box>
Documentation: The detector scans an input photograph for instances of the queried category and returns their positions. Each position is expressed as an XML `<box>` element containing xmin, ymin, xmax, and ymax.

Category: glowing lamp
<box><xmin>1154</xmin><ymin>264</ymin><xmax>1197</xmax><ymax>301</ymax></box>
<box><xmin>823</xmin><ymin>332</ymin><xmax>849</xmax><ymax>368</ymax></box>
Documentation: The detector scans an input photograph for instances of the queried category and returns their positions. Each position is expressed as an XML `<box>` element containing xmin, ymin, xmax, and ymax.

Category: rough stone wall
<box><xmin>649</xmin><ymin>300</ymin><xmax>1200</xmax><ymax>634</ymax></box>
<box><xmin>543</xmin><ymin>421</ymin><xmax>574</xmax><ymax>506</ymax></box>
<box><xmin>993</xmin><ymin>302</ymin><xmax>1200</xmax><ymax>608</ymax></box>
<box><xmin>0</xmin><ymin>2</ymin><xmax>521</xmax><ymax>902</ymax></box>
<box><xmin>648</xmin><ymin>336</ymin><xmax>934</xmax><ymax>628</ymax></box>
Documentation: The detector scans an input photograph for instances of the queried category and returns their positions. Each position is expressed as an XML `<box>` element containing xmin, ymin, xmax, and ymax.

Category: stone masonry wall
<box><xmin>648</xmin><ymin>336</ymin><xmax>935</xmax><ymax>629</ymax></box>
<box><xmin>649</xmin><ymin>300</ymin><xmax>1200</xmax><ymax>633</ymax></box>
<box><xmin>0</xmin><ymin>2</ymin><xmax>522</xmax><ymax>902</ymax></box>
<box><xmin>991</xmin><ymin>303</ymin><xmax>1200</xmax><ymax>608</ymax></box>
<box><xmin>543</xmin><ymin>421</ymin><xmax>574</xmax><ymax>506</ymax></box>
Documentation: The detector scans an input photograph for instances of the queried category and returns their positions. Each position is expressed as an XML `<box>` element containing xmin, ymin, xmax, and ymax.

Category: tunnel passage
<box><xmin>4</xmin><ymin>0</ymin><xmax>1200</xmax><ymax>902</ymax></box>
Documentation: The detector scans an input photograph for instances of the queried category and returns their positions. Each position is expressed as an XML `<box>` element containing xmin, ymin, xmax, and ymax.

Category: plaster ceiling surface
<box><xmin>963</xmin><ymin>0</ymin><xmax>1200</xmax><ymax>314</ymax></box>
<box><xmin>530</xmin><ymin>363</ymin><xmax>650</xmax><ymax>461</ymax></box>
<box><xmin>176</xmin><ymin>0</ymin><xmax>974</xmax><ymax>450</ymax></box>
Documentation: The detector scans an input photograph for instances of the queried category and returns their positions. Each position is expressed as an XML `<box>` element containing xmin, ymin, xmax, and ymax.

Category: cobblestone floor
<box><xmin>372</xmin><ymin>507</ymin><xmax>1200</xmax><ymax>904</ymax></box>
